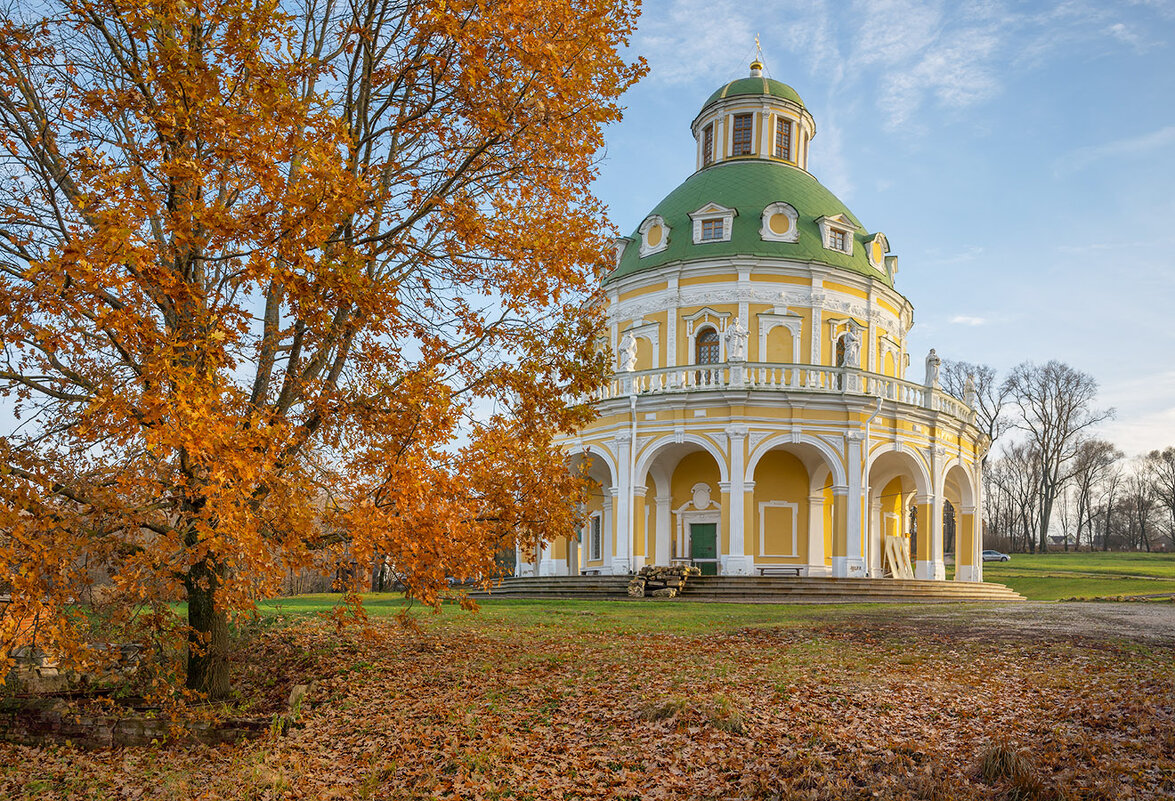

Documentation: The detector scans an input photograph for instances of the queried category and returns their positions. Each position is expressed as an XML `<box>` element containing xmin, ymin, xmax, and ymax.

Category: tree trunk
<box><xmin>185</xmin><ymin>557</ymin><xmax>232</xmax><ymax>700</ymax></box>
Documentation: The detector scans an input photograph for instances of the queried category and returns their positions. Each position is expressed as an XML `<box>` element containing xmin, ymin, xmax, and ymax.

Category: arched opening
<box><xmin>746</xmin><ymin>437</ymin><xmax>845</xmax><ymax>576</ymax></box>
<box><xmin>943</xmin><ymin>464</ymin><xmax>979</xmax><ymax>581</ymax></box>
<box><xmin>867</xmin><ymin>449</ymin><xmax>932</xmax><ymax>579</ymax></box>
<box><xmin>696</xmin><ymin>326</ymin><xmax>720</xmax><ymax>364</ymax></box>
<box><xmin>559</xmin><ymin>450</ymin><xmax>616</xmax><ymax>576</ymax></box>
<box><xmin>636</xmin><ymin>438</ymin><xmax>728</xmax><ymax>574</ymax></box>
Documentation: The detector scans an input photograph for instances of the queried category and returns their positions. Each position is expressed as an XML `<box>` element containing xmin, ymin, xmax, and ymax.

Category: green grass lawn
<box><xmin>977</xmin><ymin>550</ymin><xmax>1175</xmax><ymax>600</ymax></box>
<box><xmin>258</xmin><ymin>552</ymin><xmax>1175</xmax><ymax>616</ymax></box>
<box><xmin>256</xmin><ymin>593</ymin><xmax>878</xmax><ymax>634</ymax></box>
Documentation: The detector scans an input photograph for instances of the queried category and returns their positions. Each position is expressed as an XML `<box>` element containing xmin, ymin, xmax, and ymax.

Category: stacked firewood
<box><xmin>626</xmin><ymin>565</ymin><xmax>702</xmax><ymax>598</ymax></box>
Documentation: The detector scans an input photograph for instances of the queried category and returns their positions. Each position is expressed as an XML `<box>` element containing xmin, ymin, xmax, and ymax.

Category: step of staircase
<box><xmin>470</xmin><ymin>576</ymin><xmax>1026</xmax><ymax>603</ymax></box>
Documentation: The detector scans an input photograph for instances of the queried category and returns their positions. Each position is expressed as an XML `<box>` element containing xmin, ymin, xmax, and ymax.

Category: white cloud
<box><xmin>1057</xmin><ymin>125</ymin><xmax>1175</xmax><ymax>175</ymax></box>
<box><xmin>950</xmin><ymin>315</ymin><xmax>988</xmax><ymax>326</ymax></box>
<box><xmin>634</xmin><ymin>0</ymin><xmax>754</xmax><ymax>86</ymax></box>
<box><xmin>1093</xmin><ymin>371</ymin><xmax>1175</xmax><ymax>455</ymax></box>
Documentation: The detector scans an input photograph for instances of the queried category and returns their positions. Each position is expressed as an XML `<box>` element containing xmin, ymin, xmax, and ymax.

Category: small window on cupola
<box><xmin>689</xmin><ymin>203</ymin><xmax>736</xmax><ymax>244</ymax></box>
<box><xmin>816</xmin><ymin>213</ymin><xmax>859</xmax><ymax>256</ymax></box>
<box><xmin>774</xmin><ymin>117</ymin><xmax>792</xmax><ymax>161</ymax></box>
<box><xmin>703</xmin><ymin>123</ymin><xmax>714</xmax><ymax>166</ymax></box>
<box><xmin>732</xmin><ymin>113</ymin><xmax>754</xmax><ymax>156</ymax></box>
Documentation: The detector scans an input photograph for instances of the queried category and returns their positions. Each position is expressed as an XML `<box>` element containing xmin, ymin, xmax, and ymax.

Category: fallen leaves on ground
<box><xmin>2</xmin><ymin>608</ymin><xmax>1172</xmax><ymax>800</ymax></box>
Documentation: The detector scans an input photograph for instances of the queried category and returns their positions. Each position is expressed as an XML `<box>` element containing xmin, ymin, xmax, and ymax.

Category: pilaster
<box><xmin>830</xmin><ymin>486</ymin><xmax>850</xmax><ymax>577</ymax></box>
<box><xmin>722</xmin><ymin>426</ymin><xmax>753</xmax><ymax>575</ymax></box>
<box><xmin>807</xmin><ymin>493</ymin><xmax>830</xmax><ymax>576</ymax></box>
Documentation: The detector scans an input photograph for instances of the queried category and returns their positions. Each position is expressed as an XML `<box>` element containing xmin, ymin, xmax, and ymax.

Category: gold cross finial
<box><xmin>750</xmin><ymin>35</ymin><xmax>765</xmax><ymax>73</ymax></box>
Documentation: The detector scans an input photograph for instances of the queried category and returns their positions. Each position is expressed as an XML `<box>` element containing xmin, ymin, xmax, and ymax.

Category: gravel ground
<box><xmin>858</xmin><ymin>601</ymin><xmax>1175</xmax><ymax>646</ymax></box>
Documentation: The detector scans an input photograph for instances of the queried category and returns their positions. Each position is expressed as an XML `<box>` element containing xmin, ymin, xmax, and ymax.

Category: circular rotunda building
<box><xmin>525</xmin><ymin>63</ymin><xmax>988</xmax><ymax>584</ymax></box>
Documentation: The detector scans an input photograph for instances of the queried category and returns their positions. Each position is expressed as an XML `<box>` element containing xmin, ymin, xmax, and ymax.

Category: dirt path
<box><xmin>859</xmin><ymin>601</ymin><xmax>1175</xmax><ymax>646</ymax></box>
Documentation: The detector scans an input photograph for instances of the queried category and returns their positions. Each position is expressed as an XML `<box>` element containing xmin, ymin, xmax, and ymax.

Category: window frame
<box><xmin>731</xmin><ymin>113</ymin><xmax>754</xmax><ymax>157</ymax></box>
<box><xmin>702</xmin><ymin>123</ymin><xmax>714</xmax><ymax>166</ymax></box>
<box><xmin>695</xmin><ymin>326</ymin><xmax>721</xmax><ymax>365</ymax></box>
<box><xmin>688</xmin><ymin>202</ymin><xmax>736</xmax><ymax>244</ymax></box>
<box><xmin>774</xmin><ymin>117</ymin><xmax>792</xmax><ymax>161</ymax></box>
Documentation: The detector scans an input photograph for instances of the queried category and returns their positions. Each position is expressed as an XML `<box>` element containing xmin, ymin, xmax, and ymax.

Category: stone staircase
<box><xmin>470</xmin><ymin>576</ymin><xmax>1026</xmax><ymax>603</ymax></box>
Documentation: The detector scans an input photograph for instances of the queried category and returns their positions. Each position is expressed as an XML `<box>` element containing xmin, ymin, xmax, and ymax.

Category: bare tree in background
<box><xmin>1070</xmin><ymin>440</ymin><xmax>1123</xmax><ymax>551</ymax></box>
<box><xmin>1145</xmin><ymin>447</ymin><xmax>1175</xmax><ymax>549</ymax></box>
<box><xmin>1123</xmin><ymin>462</ymin><xmax>1159</xmax><ymax>552</ymax></box>
<box><xmin>942</xmin><ymin>361</ymin><xmax>1009</xmax><ymax>459</ymax></box>
<box><xmin>990</xmin><ymin>442</ymin><xmax>1044</xmax><ymax>552</ymax></box>
<box><xmin>1003</xmin><ymin>361</ymin><xmax>1113</xmax><ymax>553</ymax></box>
<box><xmin>1099</xmin><ymin>461</ymin><xmax>1124</xmax><ymax>551</ymax></box>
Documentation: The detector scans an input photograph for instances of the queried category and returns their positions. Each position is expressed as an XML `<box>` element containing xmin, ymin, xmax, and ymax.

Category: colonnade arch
<box><xmin>634</xmin><ymin>434</ymin><xmax>727</xmax><ymax>573</ymax></box>
<box><xmin>867</xmin><ymin>447</ymin><xmax>932</xmax><ymax>579</ymax></box>
<box><xmin>943</xmin><ymin>461</ymin><xmax>981</xmax><ymax>581</ymax></box>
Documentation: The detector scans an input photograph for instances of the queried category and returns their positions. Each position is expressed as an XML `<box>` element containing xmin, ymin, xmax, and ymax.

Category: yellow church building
<box><xmin>520</xmin><ymin>62</ymin><xmax>987</xmax><ymax>584</ymax></box>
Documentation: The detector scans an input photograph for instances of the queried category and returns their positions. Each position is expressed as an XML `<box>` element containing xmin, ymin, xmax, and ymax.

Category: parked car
<box><xmin>982</xmin><ymin>549</ymin><xmax>1010</xmax><ymax>562</ymax></box>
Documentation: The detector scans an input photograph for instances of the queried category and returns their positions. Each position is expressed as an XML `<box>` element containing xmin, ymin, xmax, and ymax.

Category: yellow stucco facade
<box><xmin>522</xmin><ymin>65</ymin><xmax>987</xmax><ymax>583</ymax></box>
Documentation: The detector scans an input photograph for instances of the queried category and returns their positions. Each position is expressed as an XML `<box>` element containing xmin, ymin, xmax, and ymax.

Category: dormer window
<box><xmin>816</xmin><ymin>213</ymin><xmax>859</xmax><ymax>256</ymax></box>
<box><xmin>774</xmin><ymin>118</ymin><xmax>792</xmax><ymax>161</ymax></box>
<box><xmin>638</xmin><ymin>215</ymin><xmax>669</xmax><ymax>257</ymax></box>
<box><xmin>689</xmin><ymin>202</ymin><xmax>736</xmax><ymax>244</ymax></box>
<box><xmin>703</xmin><ymin>123</ymin><xmax>714</xmax><ymax>166</ymax></box>
<box><xmin>760</xmin><ymin>202</ymin><xmax>799</xmax><ymax>243</ymax></box>
<box><xmin>732</xmin><ymin>113</ymin><xmax>754</xmax><ymax>156</ymax></box>
<box><xmin>865</xmin><ymin>232</ymin><xmax>890</xmax><ymax>272</ymax></box>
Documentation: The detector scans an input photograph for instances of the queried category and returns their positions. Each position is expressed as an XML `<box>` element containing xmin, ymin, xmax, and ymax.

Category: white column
<box><xmin>612</xmin><ymin>434</ymin><xmax>632</xmax><ymax>575</ymax></box>
<box><xmin>603</xmin><ymin>491</ymin><xmax>615</xmax><ymax>574</ymax></box>
<box><xmin>843</xmin><ymin>433</ymin><xmax>867</xmax><ymax>577</ymax></box>
<box><xmin>914</xmin><ymin>492</ymin><xmax>934</xmax><ymax>580</ymax></box>
<box><xmin>723</xmin><ymin>427</ymin><xmax>753</xmax><ymax>575</ymax></box>
<box><xmin>656</xmin><ymin>494</ymin><xmax>672</xmax><ymax>567</ymax></box>
<box><xmin>869</xmin><ymin>499</ymin><xmax>883</xmax><ymax>577</ymax></box>
<box><xmin>929</xmin><ymin>448</ymin><xmax>946</xmax><ymax>580</ymax></box>
<box><xmin>538</xmin><ymin>539</ymin><xmax>556</xmax><ymax>577</ymax></box>
<box><xmin>931</xmin><ymin>494</ymin><xmax>946</xmax><ymax>580</ymax></box>
<box><xmin>806</xmin><ymin>493</ymin><xmax>829</xmax><ymax>576</ymax></box>
<box><xmin>667</xmin><ymin>276</ymin><xmax>679</xmax><ymax>368</ymax></box>
<box><xmin>974</xmin><ymin>460</ymin><xmax>985</xmax><ymax>582</ymax></box>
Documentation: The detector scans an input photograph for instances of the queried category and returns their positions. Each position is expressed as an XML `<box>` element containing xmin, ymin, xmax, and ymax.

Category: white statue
<box><xmin>925</xmin><ymin>348</ymin><xmax>941</xmax><ymax>388</ymax></box>
<box><xmin>724</xmin><ymin>318</ymin><xmax>748</xmax><ymax>362</ymax></box>
<box><xmin>964</xmin><ymin>373</ymin><xmax>977</xmax><ymax>406</ymax></box>
<box><xmin>618</xmin><ymin>332</ymin><xmax>637</xmax><ymax>373</ymax></box>
<box><xmin>844</xmin><ymin>328</ymin><xmax>861</xmax><ymax>368</ymax></box>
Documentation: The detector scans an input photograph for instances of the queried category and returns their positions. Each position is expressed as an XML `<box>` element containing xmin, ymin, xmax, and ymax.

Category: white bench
<box><xmin>757</xmin><ymin>566</ymin><xmax>803</xmax><ymax>577</ymax></box>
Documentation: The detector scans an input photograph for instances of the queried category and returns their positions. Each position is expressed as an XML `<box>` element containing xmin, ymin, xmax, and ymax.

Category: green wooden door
<box><xmin>690</xmin><ymin>523</ymin><xmax>718</xmax><ymax>575</ymax></box>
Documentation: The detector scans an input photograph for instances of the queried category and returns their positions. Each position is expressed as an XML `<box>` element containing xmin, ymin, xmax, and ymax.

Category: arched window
<box><xmin>835</xmin><ymin>334</ymin><xmax>847</xmax><ymax>368</ymax></box>
<box><xmin>696</xmin><ymin>327</ymin><xmax>720</xmax><ymax>364</ymax></box>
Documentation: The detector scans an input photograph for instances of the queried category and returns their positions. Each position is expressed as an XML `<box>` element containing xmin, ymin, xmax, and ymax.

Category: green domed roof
<box><xmin>608</xmin><ymin>160</ymin><xmax>889</xmax><ymax>286</ymax></box>
<box><xmin>702</xmin><ymin>77</ymin><xmax>805</xmax><ymax>110</ymax></box>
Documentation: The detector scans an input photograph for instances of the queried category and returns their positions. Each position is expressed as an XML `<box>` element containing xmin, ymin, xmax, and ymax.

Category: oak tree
<box><xmin>1003</xmin><ymin>361</ymin><xmax>1112</xmax><ymax>553</ymax></box>
<box><xmin>0</xmin><ymin>0</ymin><xmax>643</xmax><ymax>697</ymax></box>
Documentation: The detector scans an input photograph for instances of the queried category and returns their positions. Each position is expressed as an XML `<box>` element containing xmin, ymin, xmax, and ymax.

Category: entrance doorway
<box><xmin>690</xmin><ymin>522</ymin><xmax>718</xmax><ymax>575</ymax></box>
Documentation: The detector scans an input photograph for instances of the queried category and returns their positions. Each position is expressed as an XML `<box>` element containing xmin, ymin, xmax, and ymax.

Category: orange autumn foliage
<box><xmin>0</xmin><ymin>0</ymin><xmax>644</xmax><ymax>697</ymax></box>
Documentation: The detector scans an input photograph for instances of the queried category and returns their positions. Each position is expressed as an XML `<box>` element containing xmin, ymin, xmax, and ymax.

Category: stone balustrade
<box><xmin>588</xmin><ymin>362</ymin><xmax>976</xmax><ymax>425</ymax></box>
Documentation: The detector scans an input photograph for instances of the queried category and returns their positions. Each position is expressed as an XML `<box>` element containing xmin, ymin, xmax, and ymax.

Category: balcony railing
<box><xmin>590</xmin><ymin>362</ymin><xmax>975</xmax><ymax>424</ymax></box>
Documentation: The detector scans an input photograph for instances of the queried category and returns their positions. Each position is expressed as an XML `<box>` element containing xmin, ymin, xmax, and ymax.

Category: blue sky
<box><xmin>593</xmin><ymin>0</ymin><xmax>1175</xmax><ymax>456</ymax></box>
